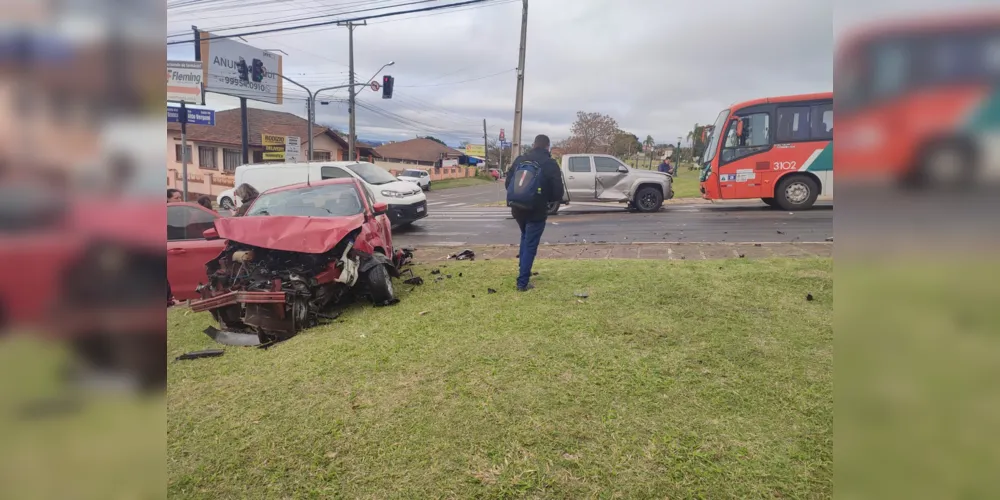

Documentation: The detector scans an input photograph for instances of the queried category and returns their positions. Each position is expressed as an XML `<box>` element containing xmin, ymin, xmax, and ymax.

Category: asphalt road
<box><xmin>396</xmin><ymin>184</ymin><xmax>833</xmax><ymax>246</ymax></box>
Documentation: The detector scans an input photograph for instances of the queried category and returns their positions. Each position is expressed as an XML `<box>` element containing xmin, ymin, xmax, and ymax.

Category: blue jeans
<box><xmin>517</xmin><ymin>218</ymin><xmax>546</xmax><ymax>288</ymax></box>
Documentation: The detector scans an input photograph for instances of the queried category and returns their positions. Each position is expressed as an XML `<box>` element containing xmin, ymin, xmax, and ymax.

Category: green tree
<box><xmin>423</xmin><ymin>136</ymin><xmax>447</xmax><ymax>146</ymax></box>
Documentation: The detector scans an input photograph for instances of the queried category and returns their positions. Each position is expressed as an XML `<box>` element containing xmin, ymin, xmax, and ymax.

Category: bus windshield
<box><xmin>702</xmin><ymin>108</ymin><xmax>730</xmax><ymax>164</ymax></box>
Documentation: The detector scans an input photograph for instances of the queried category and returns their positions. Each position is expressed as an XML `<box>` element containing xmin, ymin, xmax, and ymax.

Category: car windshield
<box><xmin>702</xmin><ymin>108</ymin><xmax>730</xmax><ymax>164</ymax></box>
<box><xmin>400</xmin><ymin>170</ymin><xmax>422</xmax><ymax>177</ymax></box>
<box><xmin>244</xmin><ymin>183</ymin><xmax>365</xmax><ymax>217</ymax></box>
<box><xmin>347</xmin><ymin>162</ymin><xmax>398</xmax><ymax>185</ymax></box>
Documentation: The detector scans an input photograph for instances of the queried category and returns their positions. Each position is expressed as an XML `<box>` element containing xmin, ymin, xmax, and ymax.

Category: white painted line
<box><xmin>443</xmin><ymin>203</ymin><xmax>466</xmax><ymax>207</ymax></box>
<box><xmin>427</xmin><ymin>201</ymin><xmax>447</xmax><ymax>206</ymax></box>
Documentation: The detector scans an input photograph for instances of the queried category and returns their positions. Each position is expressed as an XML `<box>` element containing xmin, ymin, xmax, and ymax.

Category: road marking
<box><xmin>427</xmin><ymin>201</ymin><xmax>447</xmax><ymax>206</ymax></box>
<box><xmin>443</xmin><ymin>203</ymin><xmax>466</xmax><ymax>207</ymax></box>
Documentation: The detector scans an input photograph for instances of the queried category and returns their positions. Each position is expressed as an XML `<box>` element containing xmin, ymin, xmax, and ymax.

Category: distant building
<box><xmin>374</xmin><ymin>138</ymin><xmax>465</xmax><ymax>167</ymax></box>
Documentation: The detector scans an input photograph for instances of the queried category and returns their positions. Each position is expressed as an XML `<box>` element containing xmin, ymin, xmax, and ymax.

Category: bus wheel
<box><xmin>776</xmin><ymin>175</ymin><xmax>819</xmax><ymax>211</ymax></box>
<box><xmin>761</xmin><ymin>197</ymin><xmax>779</xmax><ymax>208</ymax></box>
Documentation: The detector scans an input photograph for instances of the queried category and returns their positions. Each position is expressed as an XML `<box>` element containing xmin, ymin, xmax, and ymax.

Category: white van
<box><xmin>218</xmin><ymin>162</ymin><xmax>428</xmax><ymax>226</ymax></box>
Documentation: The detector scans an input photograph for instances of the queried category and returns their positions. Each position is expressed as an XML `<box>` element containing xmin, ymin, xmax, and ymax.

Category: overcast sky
<box><xmin>166</xmin><ymin>0</ymin><xmax>842</xmax><ymax>146</ymax></box>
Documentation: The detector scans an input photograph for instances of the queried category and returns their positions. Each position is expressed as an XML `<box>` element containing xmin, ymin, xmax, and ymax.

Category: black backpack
<box><xmin>506</xmin><ymin>160</ymin><xmax>545</xmax><ymax>210</ymax></box>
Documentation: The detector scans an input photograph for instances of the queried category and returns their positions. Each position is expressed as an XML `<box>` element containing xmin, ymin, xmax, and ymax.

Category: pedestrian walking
<box><xmin>233</xmin><ymin>183</ymin><xmax>259</xmax><ymax>216</ymax></box>
<box><xmin>505</xmin><ymin>134</ymin><xmax>564</xmax><ymax>292</ymax></box>
<box><xmin>167</xmin><ymin>189</ymin><xmax>183</xmax><ymax>202</ymax></box>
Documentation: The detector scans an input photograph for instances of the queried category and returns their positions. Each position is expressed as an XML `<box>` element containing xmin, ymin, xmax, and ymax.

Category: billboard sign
<box><xmin>167</xmin><ymin>60</ymin><xmax>204</xmax><ymax>104</ymax></box>
<box><xmin>465</xmin><ymin>144</ymin><xmax>485</xmax><ymax>156</ymax></box>
<box><xmin>261</xmin><ymin>134</ymin><xmax>300</xmax><ymax>162</ymax></box>
<box><xmin>200</xmin><ymin>31</ymin><xmax>283</xmax><ymax>104</ymax></box>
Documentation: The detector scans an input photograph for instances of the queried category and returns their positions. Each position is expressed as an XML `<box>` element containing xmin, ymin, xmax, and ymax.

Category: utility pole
<box><xmin>483</xmin><ymin>119</ymin><xmax>489</xmax><ymax>171</ymax></box>
<box><xmin>339</xmin><ymin>20</ymin><xmax>367</xmax><ymax>162</ymax></box>
<box><xmin>510</xmin><ymin>0</ymin><xmax>529</xmax><ymax>163</ymax></box>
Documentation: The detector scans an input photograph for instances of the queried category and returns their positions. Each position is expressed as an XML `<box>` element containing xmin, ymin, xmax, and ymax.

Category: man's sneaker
<box><xmin>517</xmin><ymin>283</ymin><xmax>535</xmax><ymax>292</ymax></box>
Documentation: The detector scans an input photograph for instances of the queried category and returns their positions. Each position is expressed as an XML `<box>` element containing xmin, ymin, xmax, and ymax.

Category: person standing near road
<box><xmin>233</xmin><ymin>183</ymin><xmax>259</xmax><ymax>216</ymax></box>
<box><xmin>657</xmin><ymin>158</ymin><xmax>671</xmax><ymax>174</ymax></box>
<box><xmin>167</xmin><ymin>189</ymin><xmax>183</xmax><ymax>202</ymax></box>
<box><xmin>505</xmin><ymin>134</ymin><xmax>564</xmax><ymax>292</ymax></box>
<box><xmin>196</xmin><ymin>195</ymin><xmax>215</xmax><ymax>212</ymax></box>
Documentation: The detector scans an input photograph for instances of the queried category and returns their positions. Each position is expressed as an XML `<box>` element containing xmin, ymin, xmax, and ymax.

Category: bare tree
<box><xmin>569</xmin><ymin>112</ymin><xmax>619</xmax><ymax>154</ymax></box>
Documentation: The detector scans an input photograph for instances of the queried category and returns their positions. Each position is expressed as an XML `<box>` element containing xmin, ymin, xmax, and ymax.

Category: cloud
<box><xmin>168</xmin><ymin>0</ymin><xmax>833</xmax><ymax>146</ymax></box>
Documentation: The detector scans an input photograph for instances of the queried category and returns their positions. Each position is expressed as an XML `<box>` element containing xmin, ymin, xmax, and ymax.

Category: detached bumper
<box><xmin>388</xmin><ymin>201</ymin><xmax>428</xmax><ymax>225</ymax></box>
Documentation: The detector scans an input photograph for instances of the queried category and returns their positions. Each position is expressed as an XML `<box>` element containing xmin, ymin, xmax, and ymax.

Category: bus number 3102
<box><xmin>773</xmin><ymin>161</ymin><xmax>797</xmax><ymax>171</ymax></box>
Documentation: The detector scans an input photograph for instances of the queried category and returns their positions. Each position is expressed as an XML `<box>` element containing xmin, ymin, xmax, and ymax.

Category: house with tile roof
<box><xmin>166</xmin><ymin>108</ymin><xmax>381</xmax><ymax>181</ymax></box>
<box><xmin>374</xmin><ymin>138</ymin><xmax>465</xmax><ymax>167</ymax></box>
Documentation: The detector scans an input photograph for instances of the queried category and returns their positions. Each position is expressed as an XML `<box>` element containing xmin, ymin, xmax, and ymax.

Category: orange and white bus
<box><xmin>835</xmin><ymin>13</ymin><xmax>1000</xmax><ymax>186</ymax></box>
<box><xmin>699</xmin><ymin>92</ymin><xmax>833</xmax><ymax>210</ymax></box>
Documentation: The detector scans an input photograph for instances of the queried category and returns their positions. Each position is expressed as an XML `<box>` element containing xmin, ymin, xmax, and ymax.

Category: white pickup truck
<box><xmin>548</xmin><ymin>154</ymin><xmax>674</xmax><ymax>214</ymax></box>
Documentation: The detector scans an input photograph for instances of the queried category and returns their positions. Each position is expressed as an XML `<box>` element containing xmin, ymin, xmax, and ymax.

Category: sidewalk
<box><xmin>412</xmin><ymin>242</ymin><xmax>832</xmax><ymax>262</ymax></box>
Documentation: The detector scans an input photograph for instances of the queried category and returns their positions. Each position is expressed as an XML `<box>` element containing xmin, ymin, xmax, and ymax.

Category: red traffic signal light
<box><xmin>382</xmin><ymin>75</ymin><xmax>394</xmax><ymax>99</ymax></box>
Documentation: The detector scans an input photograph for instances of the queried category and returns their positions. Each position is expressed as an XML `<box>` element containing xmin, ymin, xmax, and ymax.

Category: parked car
<box><xmin>217</xmin><ymin>162</ymin><xmax>427</xmax><ymax>227</ymax></box>
<box><xmin>396</xmin><ymin>168</ymin><xmax>431</xmax><ymax>191</ymax></box>
<box><xmin>167</xmin><ymin>202</ymin><xmax>228</xmax><ymax>301</ymax></box>
<box><xmin>189</xmin><ymin>178</ymin><xmax>413</xmax><ymax>346</ymax></box>
<box><xmin>549</xmin><ymin>154</ymin><xmax>674</xmax><ymax>214</ymax></box>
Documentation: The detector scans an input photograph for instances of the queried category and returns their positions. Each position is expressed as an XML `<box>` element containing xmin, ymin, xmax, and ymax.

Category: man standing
<box><xmin>657</xmin><ymin>158</ymin><xmax>672</xmax><ymax>174</ymax></box>
<box><xmin>505</xmin><ymin>134</ymin><xmax>564</xmax><ymax>292</ymax></box>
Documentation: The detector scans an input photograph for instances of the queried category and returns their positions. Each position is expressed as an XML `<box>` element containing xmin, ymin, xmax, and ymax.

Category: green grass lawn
<box><xmin>168</xmin><ymin>258</ymin><xmax>832</xmax><ymax>498</ymax></box>
<box><xmin>432</xmin><ymin>176</ymin><xmax>498</xmax><ymax>190</ymax></box>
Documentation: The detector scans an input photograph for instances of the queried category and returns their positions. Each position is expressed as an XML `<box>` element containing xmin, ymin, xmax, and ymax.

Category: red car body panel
<box><xmin>167</xmin><ymin>202</ymin><xmax>227</xmax><ymax>301</ymax></box>
<box><xmin>213</xmin><ymin>213</ymin><xmax>369</xmax><ymax>254</ymax></box>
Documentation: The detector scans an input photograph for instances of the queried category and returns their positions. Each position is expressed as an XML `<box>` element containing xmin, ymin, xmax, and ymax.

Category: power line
<box><xmin>167</xmin><ymin>0</ymin><xmax>495</xmax><ymax>45</ymax></box>
<box><xmin>170</xmin><ymin>0</ymin><xmax>441</xmax><ymax>38</ymax></box>
<box><xmin>398</xmin><ymin>68</ymin><xmax>515</xmax><ymax>87</ymax></box>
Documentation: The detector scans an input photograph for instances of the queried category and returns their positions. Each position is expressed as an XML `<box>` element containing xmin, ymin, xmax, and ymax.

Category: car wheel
<box><xmin>761</xmin><ymin>197</ymin><xmax>779</xmax><ymax>208</ymax></box>
<box><xmin>424</xmin><ymin>183</ymin><xmax>430</xmax><ymax>191</ymax></box>
<box><xmin>634</xmin><ymin>186</ymin><xmax>664</xmax><ymax>213</ymax></box>
<box><xmin>220</xmin><ymin>197</ymin><xmax>235</xmax><ymax>210</ymax></box>
<box><xmin>775</xmin><ymin>175</ymin><xmax>819</xmax><ymax>211</ymax></box>
<box><xmin>366</xmin><ymin>264</ymin><xmax>396</xmax><ymax>305</ymax></box>
<box><xmin>546</xmin><ymin>201</ymin><xmax>560</xmax><ymax>215</ymax></box>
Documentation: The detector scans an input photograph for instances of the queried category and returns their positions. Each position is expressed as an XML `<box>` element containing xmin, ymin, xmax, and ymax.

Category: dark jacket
<box><xmin>658</xmin><ymin>161</ymin><xmax>671</xmax><ymax>173</ymax></box>
<box><xmin>505</xmin><ymin>147</ymin><xmax>564</xmax><ymax>222</ymax></box>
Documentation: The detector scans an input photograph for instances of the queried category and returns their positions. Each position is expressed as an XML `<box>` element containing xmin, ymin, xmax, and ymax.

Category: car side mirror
<box><xmin>373</xmin><ymin>202</ymin><xmax>389</xmax><ymax>215</ymax></box>
<box><xmin>203</xmin><ymin>227</ymin><xmax>219</xmax><ymax>240</ymax></box>
<box><xmin>617</xmin><ymin>165</ymin><xmax>629</xmax><ymax>173</ymax></box>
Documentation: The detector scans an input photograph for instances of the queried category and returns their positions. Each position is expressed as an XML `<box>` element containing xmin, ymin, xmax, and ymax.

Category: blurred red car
<box><xmin>489</xmin><ymin>168</ymin><xmax>501</xmax><ymax>180</ymax></box>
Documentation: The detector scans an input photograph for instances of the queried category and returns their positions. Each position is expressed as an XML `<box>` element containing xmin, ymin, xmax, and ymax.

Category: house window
<box><xmin>198</xmin><ymin>146</ymin><xmax>218</xmax><ymax>170</ymax></box>
<box><xmin>252</xmin><ymin>150</ymin><xmax>264</xmax><ymax>164</ymax></box>
<box><xmin>313</xmin><ymin>151</ymin><xmax>331</xmax><ymax>161</ymax></box>
<box><xmin>175</xmin><ymin>144</ymin><xmax>192</xmax><ymax>163</ymax></box>
<box><xmin>223</xmin><ymin>148</ymin><xmax>241</xmax><ymax>173</ymax></box>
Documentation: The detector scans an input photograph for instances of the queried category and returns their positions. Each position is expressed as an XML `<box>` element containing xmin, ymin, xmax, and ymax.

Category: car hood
<box><xmin>396</xmin><ymin>176</ymin><xmax>420</xmax><ymax>182</ymax></box>
<box><xmin>378</xmin><ymin>180</ymin><xmax>423</xmax><ymax>195</ymax></box>
<box><xmin>214</xmin><ymin>214</ymin><xmax>366</xmax><ymax>254</ymax></box>
<box><xmin>632</xmin><ymin>170</ymin><xmax>671</xmax><ymax>180</ymax></box>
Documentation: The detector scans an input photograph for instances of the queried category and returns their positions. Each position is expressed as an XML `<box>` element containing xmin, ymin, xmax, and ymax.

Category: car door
<box><xmin>167</xmin><ymin>204</ymin><xmax>227</xmax><ymax>300</ymax></box>
<box><xmin>717</xmin><ymin>106</ymin><xmax>774</xmax><ymax>199</ymax></box>
<box><xmin>593</xmin><ymin>156</ymin><xmax>630</xmax><ymax>201</ymax></box>
<box><xmin>355</xmin><ymin>183</ymin><xmax>392</xmax><ymax>254</ymax></box>
<box><xmin>564</xmin><ymin>155</ymin><xmax>597</xmax><ymax>201</ymax></box>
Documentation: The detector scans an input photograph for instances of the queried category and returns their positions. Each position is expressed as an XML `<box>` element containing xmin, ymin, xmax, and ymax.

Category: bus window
<box><xmin>776</xmin><ymin>106</ymin><xmax>812</xmax><ymax>142</ymax></box>
<box><xmin>721</xmin><ymin>112</ymin><xmax>770</xmax><ymax>163</ymax></box>
<box><xmin>810</xmin><ymin>103</ymin><xmax>834</xmax><ymax>140</ymax></box>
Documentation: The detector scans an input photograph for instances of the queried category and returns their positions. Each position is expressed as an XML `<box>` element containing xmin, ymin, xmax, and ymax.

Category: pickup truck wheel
<box><xmin>634</xmin><ymin>186</ymin><xmax>663</xmax><ymax>213</ymax></box>
<box><xmin>366</xmin><ymin>264</ymin><xmax>396</xmax><ymax>305</ymax></box>
<box><xmin>546</xmin><ymin>201</ymin><xmax>560</xmax><ymax>215</ymax></box>
<box><xmin>220</xmin><ymin>197</ymin><xmax>235</xmax><ymax>211</ymax></box>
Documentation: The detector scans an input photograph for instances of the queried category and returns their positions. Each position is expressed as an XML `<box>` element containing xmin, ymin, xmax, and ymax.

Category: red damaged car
<box><xmin>190</xmin><ymin>178</ymin><xmax>412</xmax><ymax>346</ymax></box>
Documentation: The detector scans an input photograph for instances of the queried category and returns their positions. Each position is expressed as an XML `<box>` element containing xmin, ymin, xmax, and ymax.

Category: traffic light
<box><xmin>382</xmin><ymin>75</ymin><xmax>394</xmax><ymax>99</ymax></box>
